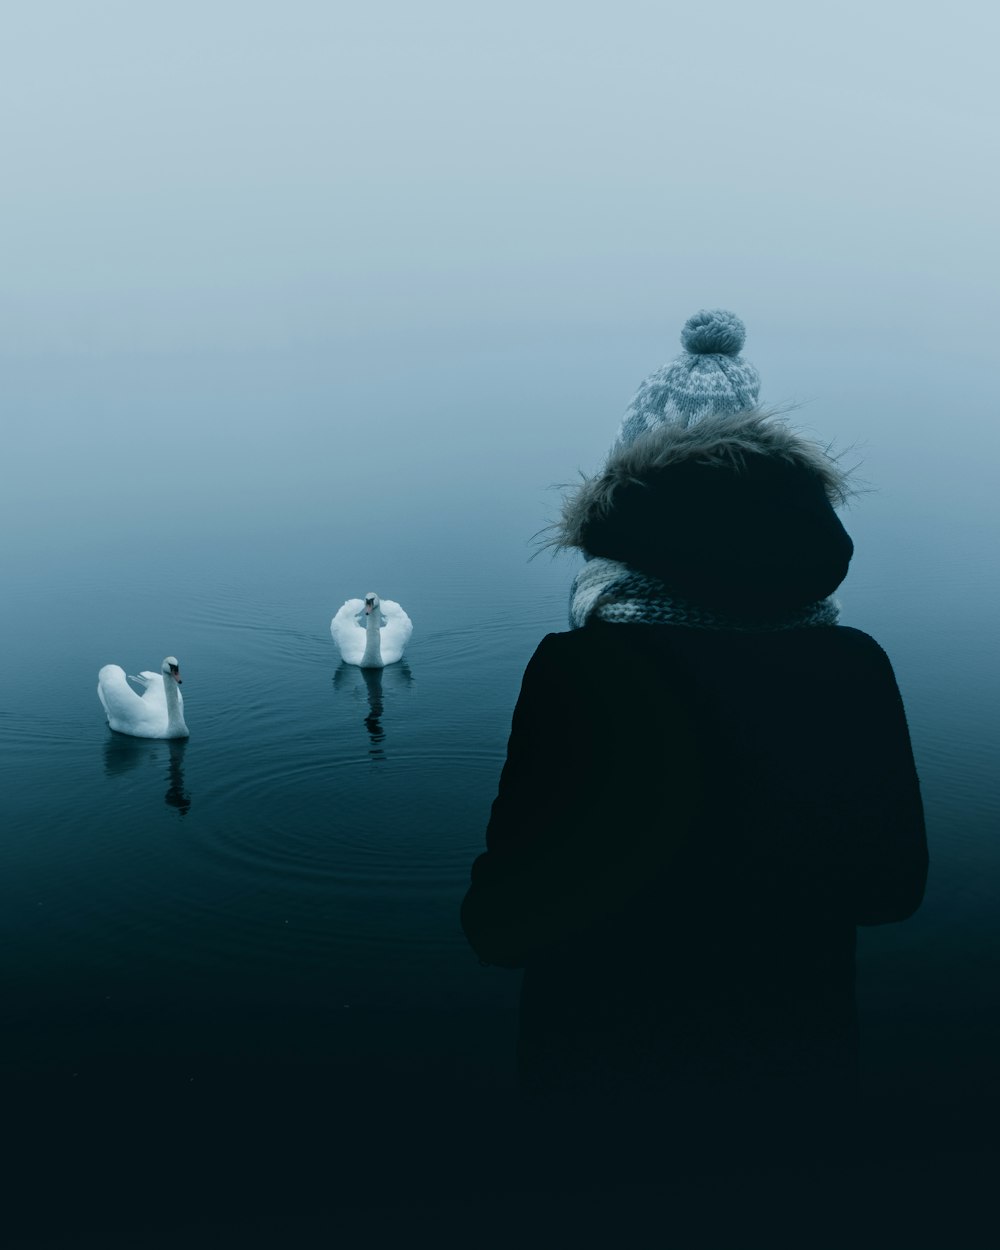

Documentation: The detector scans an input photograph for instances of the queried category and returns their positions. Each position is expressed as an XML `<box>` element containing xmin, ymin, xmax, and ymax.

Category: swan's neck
<box><xmin>164</xmin><ymin>675</ymin><xmax>187</xmax><ymax>735</ymax></box>
<box><xmin>361</xmin><ymin>608</ymin><xmax>383</xmax><ymax>668</ymax></box>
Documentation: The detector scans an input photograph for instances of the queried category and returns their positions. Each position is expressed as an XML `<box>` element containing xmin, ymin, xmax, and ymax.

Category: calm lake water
<box><xmin>3</xmin><ymin>379</ymin><xmax>998</xmax><ymax>1245</ymax></box>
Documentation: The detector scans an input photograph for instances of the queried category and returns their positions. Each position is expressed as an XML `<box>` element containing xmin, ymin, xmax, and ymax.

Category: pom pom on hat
<box><xmin>615</xmin><ymin>308</ymin><xmax>761</xmax><ymax>448</ymax></box>
<box><xmin>680</xmin><ymin>309</ymin><xmax>746</xmax><ymax>356</ymax></box>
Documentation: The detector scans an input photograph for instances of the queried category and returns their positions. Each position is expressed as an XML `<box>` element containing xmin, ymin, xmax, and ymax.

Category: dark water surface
<box><xmin>3</xmin><ymin>504</ymin><xmax>999</xmax><ymax>1245</ymax></box>
<box><xmin>2</xmin><ymin>521</ymin><xmax>566</xmax><ymax>1242</ymax></box>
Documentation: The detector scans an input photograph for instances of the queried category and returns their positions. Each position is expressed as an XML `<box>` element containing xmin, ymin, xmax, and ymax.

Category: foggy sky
<box><xmin>2</xmin><ymin>1</ymin><xmax>997</xmax><ymax>548</ymax></box>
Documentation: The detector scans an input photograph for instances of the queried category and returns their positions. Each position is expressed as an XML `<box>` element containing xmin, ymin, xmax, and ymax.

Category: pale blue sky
<box><xmin>2</xmin><ymin>0</ymin><xmax>997</xmax><ymax>547</ymax></box>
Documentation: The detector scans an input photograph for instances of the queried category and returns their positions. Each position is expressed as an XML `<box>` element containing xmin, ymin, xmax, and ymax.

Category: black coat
<box><xmin>461</xmin><ymin>620</ymin><xmax>928</xmax><ymax>1116</ymax></box>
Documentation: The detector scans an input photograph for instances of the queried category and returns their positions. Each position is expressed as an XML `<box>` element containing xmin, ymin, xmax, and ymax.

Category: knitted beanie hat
<box><xmin>615</xmin><ymin>309</ymin><xmax>761</xmax><ymax>449</ymax></box>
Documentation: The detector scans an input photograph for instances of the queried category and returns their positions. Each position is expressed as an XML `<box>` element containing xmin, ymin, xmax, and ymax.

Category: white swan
<box><xmin>97</xmin><ymin>656</ymin><xmax>189</xmax><ymax>739</ymax></box>
<box><xmin>330</xmin><ymin>593</ymin><xmax>412</xmax><ymax>668</ymax></box>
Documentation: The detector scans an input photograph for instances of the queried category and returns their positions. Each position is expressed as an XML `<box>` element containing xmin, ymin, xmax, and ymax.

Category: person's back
<box><xmin>506</xmin><ymin>624</ymin><xmax>925</xmax><ymax>1114</ymax></box>
<box><xmin>461</xmin><ymin>310</ymin><xmax>927</xmax><ymax>1166</ymax></box>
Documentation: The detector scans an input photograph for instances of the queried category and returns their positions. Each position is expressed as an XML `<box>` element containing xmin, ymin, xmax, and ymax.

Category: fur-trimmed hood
<box><xmin>553</xmin><ymin>410</ymin><xmax>855</xmax><ymax>616</ymax></box>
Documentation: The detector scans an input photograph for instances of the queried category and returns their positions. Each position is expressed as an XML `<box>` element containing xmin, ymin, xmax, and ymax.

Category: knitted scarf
<box><xmin>569</xmin><ymin>557</ymin><xmax>840</xmax><ymax>632</ymax></box>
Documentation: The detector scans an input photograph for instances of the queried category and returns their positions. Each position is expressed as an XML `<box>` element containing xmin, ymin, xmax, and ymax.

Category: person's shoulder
<box><xmin>826</xmin><ymin>624</ymin><xmax>893</xmax><ymax>659</ymax></box>
<box><xmin>514</xmin><ymin>631</ymin><xmax>590</xmax><ymax>704</ymax></box>
<box><xmin>531</xmin><ymin>628</ymin><xmax>585</xmax><ymax>654</ymax></box>
<box><xmin>814</xmin><ymin>624</ymin><xmax>901</xmax><ymax>682</ymax></box>
<box><xmin>523</xmin><ymin>625</ymin><xmax>629</xmax><ymax>679</ymax></box>
<box><xmin>530</xmin><ymin>622</ymin><xmax>641</xmax><ymax>661</ymax></box>
<box><xmin>526</xmin><ymin>628</ymin><xmax>587</xmax><ymax>669</ymax></box>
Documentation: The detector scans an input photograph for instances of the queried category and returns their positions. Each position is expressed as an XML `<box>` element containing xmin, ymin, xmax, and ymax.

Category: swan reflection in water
<box><xmin>102</xmin><ymin>735</ymin><xmax>192</xmax><ymax>815</ymax></box>
<box><xmin>333</xmin><ymin>661</ymin><xmax>414</xmax><ymax>760</ymax></box>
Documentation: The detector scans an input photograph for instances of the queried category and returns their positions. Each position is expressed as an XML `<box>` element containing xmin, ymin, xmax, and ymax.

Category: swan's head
<box><xmin>161</xmin><ymin>656</ymin><xmax>183</xmax><ymax>685</ymax></box>
<box><xmin>364</xmin><ymin>593</ymin><xmax>380</xmax><ymax>615</ymax></box>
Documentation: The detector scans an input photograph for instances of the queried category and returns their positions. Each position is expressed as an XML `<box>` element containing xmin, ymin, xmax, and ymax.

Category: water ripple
<box><xmin>190</xmin><ymin>747</ymin><xmax>499</xmax><ymax>892</ymax></box>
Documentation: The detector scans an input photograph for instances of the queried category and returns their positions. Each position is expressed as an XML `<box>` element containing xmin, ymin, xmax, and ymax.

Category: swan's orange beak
<box><xmin>170</xmin><ymin>669</ymin><xmax>183</xmax><ymax>685</ymax></box>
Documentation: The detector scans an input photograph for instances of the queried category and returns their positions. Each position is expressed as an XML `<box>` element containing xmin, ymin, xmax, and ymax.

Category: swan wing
<box><xmin>376</xmin><ymin>600</ymin><xmax>413</xmax><ymax>665</ymax></box>
<box><xmin>330</xmin><ymin>599</ymin><xmax>368</xmax><ymax>665</ymax></box>
<box><xmin>97</xmin><ymin>665</ymin><xmax>167</xmax><ymax>736</ymax></box>
<box><xmin>131</xmin><ymin>672</ymin><xmax>169</xmax><ymax>714</ymax></box>
<box><xmin>98</xmin><ymin>665</ymin><xmax>146</xmax><ymax>724</ymax></box>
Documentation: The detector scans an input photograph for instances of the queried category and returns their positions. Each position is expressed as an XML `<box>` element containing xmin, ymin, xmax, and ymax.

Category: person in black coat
<box><xmin>460</xmin><ymin>311</ymin><xmax>927</xmax><ymax>1166</ymax></box>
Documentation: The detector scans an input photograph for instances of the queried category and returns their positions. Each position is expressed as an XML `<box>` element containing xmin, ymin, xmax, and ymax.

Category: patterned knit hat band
<box><xmin>615</xmin><ymin>309</ymin><xmax>761</xmax><ymax>449</ymax></box>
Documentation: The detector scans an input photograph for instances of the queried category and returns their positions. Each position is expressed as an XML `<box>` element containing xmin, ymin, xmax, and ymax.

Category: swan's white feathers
<box><xmin>97</xmin><ymin>660</ymin><xmax>188</xmax><ymax>738</ymax></box>
<box><xmin>330</xmin><ymin>596</ymin><xmax>413</xmax><ymax>667</ymax></box>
